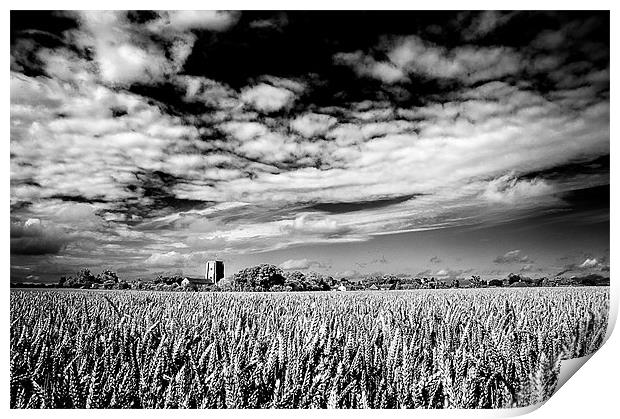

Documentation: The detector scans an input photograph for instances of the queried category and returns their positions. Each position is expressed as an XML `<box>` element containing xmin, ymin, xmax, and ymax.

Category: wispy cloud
<box><xmin>278</xmin><ymin>258</ymin><xmax>327</xmax><ymax>270</ymax></box>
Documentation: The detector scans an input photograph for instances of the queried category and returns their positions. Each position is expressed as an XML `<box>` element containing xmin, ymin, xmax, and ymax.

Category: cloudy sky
<box><xmin>10</xmin><ymin>11</ymin><xmax>609</xmax><ymax>283</ymax></box>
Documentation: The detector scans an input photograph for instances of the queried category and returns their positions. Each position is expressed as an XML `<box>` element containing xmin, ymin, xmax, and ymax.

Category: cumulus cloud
<box><xmin>557</xmin><ymin>256</ymin><xmax>608</xmax><ymax>276</ymax></box>
<box><xmin>240</xmin><ymin>83</ymin><xmax>297</xmax><ymax>113</ymax></box>
<box><xmin>494</xmin><ymin>250</ymin><xmax>531</xmax><ymax>264</ymax></box>
<box><xmin>290</xmin><ymin>113</ymin><xmax>338</xmax><ymax>138</ymax></box>
<box><xmin>334</xmin><ymin>51</ymin><xmax>408</xmax><ymax>84</ymax></box>
<box><xmin>175</xmin><ymin>76</ymin><xmax>238</xmax><ymax>106</ymax></box>
<box><xmin>76</xmin><ymin>11</ymin><xmax>196</xmax><ymax>85</ymax></box>
<box><xmin>434</xmin><ymin>268</ymin><xmax>471</xmax><ymax>280</ymax></box>
<box><xmin>220</xmin><ymin>121</ymin><xmax>269</xmax><ymax>142</ymax></box>
<box><xmin>393</xmin><ymin>37</ymin><xmax>521</xmax><ymax>83</ymax></box>
<box><xmin>578</xmin><ymin>258</ymin><xmax>599</xmax><ymax>269</ymax></box>
<box><xmin>149</xmin><ymin>11</ymin><xmax>240</xmax><ymax>32</ymax></box>
<box><xmin>336</xmin><ymin>35</ymin><xmax>522</xmax><ymax>85</ymax></box>
<box><xmin>482</xmin><ymin>176</ymin><xmax>555</xmax><ymax>204</ymax></box>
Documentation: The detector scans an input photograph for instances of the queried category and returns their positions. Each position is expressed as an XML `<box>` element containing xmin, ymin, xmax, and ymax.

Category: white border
<box><xmin>3</xmin><ymin>2</ymin><xmax>617</xmax><ymax>418</ymax></box>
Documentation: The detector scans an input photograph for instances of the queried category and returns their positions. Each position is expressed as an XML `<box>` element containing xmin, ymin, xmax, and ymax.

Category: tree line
<box><xmin>9</xmin><ymin>264</ymin><xmax>610</xmax><ymax>291</ymax></box>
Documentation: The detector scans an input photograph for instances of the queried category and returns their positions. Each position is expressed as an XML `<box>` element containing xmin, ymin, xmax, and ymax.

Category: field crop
<box><xmin>10</xmin><ymin>287</ymin><xmax>609</xmax><ymax>409</ymax></box>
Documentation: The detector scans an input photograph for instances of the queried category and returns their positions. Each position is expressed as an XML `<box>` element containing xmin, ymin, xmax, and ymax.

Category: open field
<box><xmin>10</xmin><ymin>287</ymin><xmax>609</xmax><ymax>409</ymax></box>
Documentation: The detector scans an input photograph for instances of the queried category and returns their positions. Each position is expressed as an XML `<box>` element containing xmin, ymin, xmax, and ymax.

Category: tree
<box><xmin>116</xmin><ymin>280</ymin><xmax>130</xmax><ymax>290</ymax></box>
<box><xmin>271</xmin><ymin>284</ymin><xmax>293</xmax><ymax>292</ymax></box>
<box><xmin>102</xmin><ymin>279</ymin><xmax>116</xmax><ymax>289</ymax></box>
<box><xmin>284</xmin><ymin>270</ymin><xmax>307</xmax><ymax>291</ymax></box>
<box><xmin>232</xmin><ymin>264</ymin><xmax>285</xmax><ymax>291</ymax></box>
<box><xmin>507</xmin><ymin>273</ymin><xmax>521</xmax><ymax>285</ymax></box>
<box><xmin>181</xmin><ymin>278</ymin><xmax>197</xmax><ymax>291</ymax></box>
<box><xmin>155</xmin><ymin>274</ymin><xmax>183</xmax><ymax>285</ymax></box>
<box><xmin>76</xmin><ymin>268</ymin><xmax>96</xmax><ymax>284</ymax></box>
<box><xmin>97</xmin><ymin>269</ymin><xmax>119</xmax><ymax>284</ymax></box>
<box><xmin>305</xmin><ymin>272</ymin><xmax>331</xmax><ymax>291</ymax></box>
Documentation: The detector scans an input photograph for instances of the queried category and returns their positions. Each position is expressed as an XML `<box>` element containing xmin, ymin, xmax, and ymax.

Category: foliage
<box><xmin>507</xmin><ymin>273</ymin><xmax>522</xmax><ymax>285</ymax></box>
<box><xmin>283</xmin><ymin>271</ymin><xmax>332</xmax><ymax>291</ymax></box>
<box><xmin>97</xmin><ymin>270</ymin><xmax>119</xmax><ymax>284</ymax></box>
<box><xmin>10</xmin><ymin>287</ymin><xmax>609</xmax><ymax>408</ymax></box>
<box><xmin>231</xmin><ymin>264</ymin><xmax>286</xmax><ymax>291</ymax></box>
<box><xmin>470</xmin><ymin>275</ymin><xmax>482</xmax><ymax>287</ymax></box>
<box><xmin>58</xmin><ymin>268</ymin><xmax>103</xmax><ymax>289</ymax></box>
<box><xmin>155</xmin><ymin>274</ymin><xmax>184</xmax><ymax>286</ymax></box>
<box><xmin>52</xmin><ymin>268</ymin><xmax>609</xmax><ymax>293</ymax></box>
<box><xmin>488</xmin><ymin>279</ymin><xmax>503</xmax><ymax>287</ymax></box>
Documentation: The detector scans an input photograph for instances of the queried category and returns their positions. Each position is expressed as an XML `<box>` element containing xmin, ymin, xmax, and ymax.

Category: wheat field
<box><xmin>10</xmin><ymin>287</ymin><xmax>608</xmax><ymax>409</ymax></box>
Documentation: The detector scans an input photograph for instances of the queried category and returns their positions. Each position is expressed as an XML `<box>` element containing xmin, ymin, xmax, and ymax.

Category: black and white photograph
<box><xmin>9</xmin><ymin>9</ymin><xmax>610</xmax><ymax>409</ymax></box>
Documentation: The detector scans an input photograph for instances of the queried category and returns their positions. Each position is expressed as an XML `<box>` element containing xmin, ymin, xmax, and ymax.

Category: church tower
<box><xmin>205</xmin><ymin>260</ymin><xmax>224</xmax><ymax>284</ymax></box>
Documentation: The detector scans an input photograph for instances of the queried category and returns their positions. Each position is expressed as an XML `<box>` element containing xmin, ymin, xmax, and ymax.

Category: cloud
<box><xmin>578</xmin><ymin>258</ymin><xmax>599</xmax><ymax>269</ymax></box>
<box><xmin>283</xmin><ymin>214</ymin><xmax>350</xmax><ymax>236</ymax></box>
<box><xmin>334</xmin><ymin>51</ymin><xmax>408</xmax><ymax>84</ymax></box>
<box><xmin>494</xmin><ymin>250</ymin><xmax>531</xmax><ymax>264</ymax></box>
<box><xmin>290</xmin><ymin>113</ymin><xmax>338</xmax><ymax>138</ymax></box>
<box><xmin>355</xmin><ymin>255</ymin><xmax>388</xmax><ymax>268</ymax></box>
<box><xmin>76</xmin><ymin>11</ymin><xmax>196</xmax><ymax>86</ymax></box>
<box><xmin>434</xmin><ymin>268</ymin><xmax>471</xmax><ymax>280</ymax></box>
<box><xmin>10</xmin><ymin>218</ymin><xmax>70</xmax><ymax>255</ymax></box>
<box><xmin>10</xmin><ymin>12</ymin><xmax>609</xmax><ymax>281</ymax></box>
<box><xmin>482</xmin><ymin>175</ymin><xmax>555</xmax><ymax>204</ymax></box>
<box><xmin>145</xmin><ymin>251</ymin><xmax>190</xmax><ymax>267</ymax></box>
<box><xmin>237</xmin><ymin>132</ymin><xmax>299</xmax><ymax>162</ymax></box>
<box><xmin>335</xmin><ymin>269</ymin><xmax>360</xmax><ymax>279</ymax></box>
<box><xmin>240</xmin><ymin>83</ymin><xmax>297</xmax><ymax>113</ymax></box>
<box><xmin>557</xmin><ymin>256</ymin><xmax>607</xmax><ymax>276</ymax></box>
<box><xmin>461</xmin><ymin>11</ymin><xmax>517</xmax><ymax>40</ymax></box>
<box><xmin>149</xmin><ymin>11</ymin><xmax>240</xmax><ymax>32</ymax></box>
<box><xmin>336</xmin><ymin>35</ymin><xmax>522</xmax><ymax>85</ymax></box>
<box><xmin>260</xmin><ymin>76</ymin><xmax>306</xmax><ymax>94</ymax></box>
<box><xmin>278</xmin><ymin>258</ymin><xmax>322</xmax><ymax>270</ymax></box>
<box><xmin>175</xmin><ymin>76</ymin><xmax>238</xmax><ymax>106</ymax></box>
<box><xmin>220</xmin><ymin>121</ymin><xmax>269</xmax><ymax>142</ymax></box>
<box><xmin>389</xmin><ymin>36</ymin><xmax>521</xmax><ymax>83</ymax></box>
<box><xmin>520</xmin><ymin>263</ymin><xmax>534</xmax><ymax>272</ymax></box>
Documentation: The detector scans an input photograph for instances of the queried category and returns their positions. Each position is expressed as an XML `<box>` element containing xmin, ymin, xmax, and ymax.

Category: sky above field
<box><xmin>10</xmin><ymin>11</ymin><xmax>609</xmax><ymax>283</ymax></box>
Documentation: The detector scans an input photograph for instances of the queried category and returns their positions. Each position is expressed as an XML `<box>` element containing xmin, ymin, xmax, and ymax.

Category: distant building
<box><xmin>181</xmin><ymin>260</ymin><xmax>225</xmax><ymax>289</ymax></box>
<box><xmin>206</xmin><ymin>260</ymin><xmax>224</xmax><ymax>284</ymax></box>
